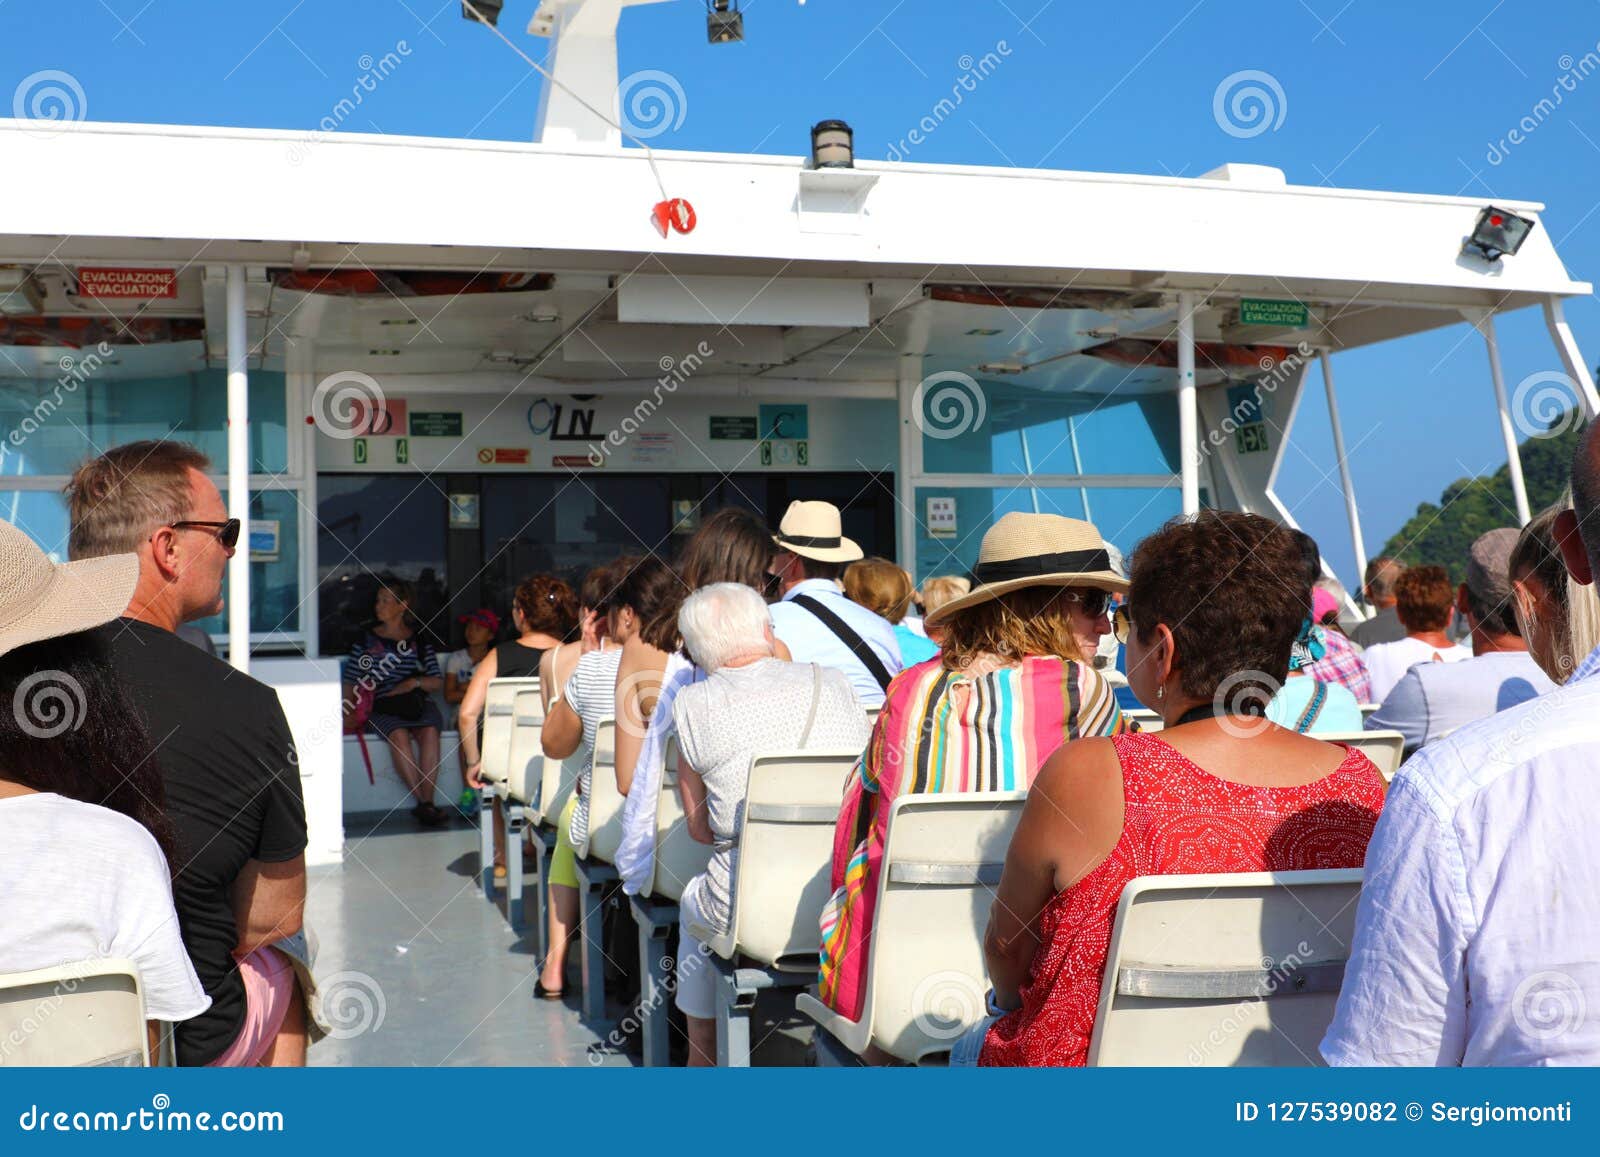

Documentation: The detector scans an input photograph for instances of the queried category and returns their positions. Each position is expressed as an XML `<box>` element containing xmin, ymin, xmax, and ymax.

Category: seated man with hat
<box><xmin>767</xmin><ymin>500</ymin><xmax>902</xmax><ymax>708</ymax></box>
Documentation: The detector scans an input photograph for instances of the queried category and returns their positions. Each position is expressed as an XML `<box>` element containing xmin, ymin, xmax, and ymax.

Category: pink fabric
<box><xmin>206</xmin><ymin>947</ymin><xmax>295</xmax><ymax>1067</ymax></box>
<box><xmin>1312</xmin><ymin>587</ymin><xmax>1341</xmax><ymax>624</ymax></box>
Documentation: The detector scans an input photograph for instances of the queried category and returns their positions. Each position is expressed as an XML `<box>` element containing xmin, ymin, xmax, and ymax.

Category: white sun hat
<box><xmin>0</xmin><ymin>519</ymin><xmax>138</xmax><ymax>656</ymax></box>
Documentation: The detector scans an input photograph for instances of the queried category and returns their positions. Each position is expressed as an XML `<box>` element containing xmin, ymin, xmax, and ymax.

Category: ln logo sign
<box><xmin>527</xmin><ymin>398</ymin><xmax>597</xmax><ymax>441</ymax></box>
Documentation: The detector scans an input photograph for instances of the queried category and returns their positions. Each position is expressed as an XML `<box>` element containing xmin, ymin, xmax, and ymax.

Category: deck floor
<box><xmin>303</xmin><ymin>815</ymin><xmax>810</xmax><ymax>1067</ymax></box>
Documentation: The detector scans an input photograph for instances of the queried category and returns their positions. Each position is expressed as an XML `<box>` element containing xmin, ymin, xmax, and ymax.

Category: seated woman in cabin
<box><xmin>346</xmin><ymin>579</ymin><xmax>449</xmax><ymax>827</ymax></box>
<box><xmin>670</xmin><ymin>583</ymin><xmax>871</xmax><ymax>1065</ymax></box>
<box><xmin>817</xmin><ymin>513</ymin><xmax>1129</xmax><ymax>1025</ymax></box>
<box><xmin>962</xmin><ymin>511</ymin><xmax>1386</xmax><ymax>1066</ymax></box>
<box><xmin>0</xmin><ymin>532</ymin><xmax>209</xmax><ymax>1060</ymax></box>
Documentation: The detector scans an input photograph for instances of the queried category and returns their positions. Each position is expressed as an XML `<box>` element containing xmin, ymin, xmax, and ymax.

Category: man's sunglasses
<box><xmin>170</xmin><ymin>518</ymin><xmax>242</xmax><ymax>550</ymax></box>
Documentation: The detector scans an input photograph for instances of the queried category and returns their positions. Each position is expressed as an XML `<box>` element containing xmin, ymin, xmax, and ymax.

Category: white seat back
<box><xmin>0</xmin><ymin>959</ymin><xmax>148</xmax><ymax>1067</ymax></box>
<box><xmin>506</xmin><ymin>688</ymin><xmax>547</xmax><ymax>808</ymax></box>
<box><xmin>482</xmin><ymin>677</ymin><xmax>540</xmax><ymax>787</ymax></box>
<box><xmin>536</xmin><ymin>750</ymin><xmax>582</xmax><ymax>832</ymax></box>
<box><xmin>1358</xmin><ymin>702</ymin><xmax>1379</xmax><ymax>716</ymax></box>
<box><xmin>1325</xmin><ymin>730</ymin><xmax>1405</xmax><ymax>782</ymax></box>
<box><xmin>577</xmin><ymin>719</ymin><xmax>624</xmax><ymax>863</ymax></box>
<box><xmin>650</xmin><ymin>735</ymin><xmax>711</xmax><ymax>901</ymax></box>
<box><xmin>863</xmin><ymin>791</ymin><xmax>1026</xmax><ymax>1062</ymax></box>
<box><xmin>706</xmin><ymin>749</ymin><xmax>860</xmax><ymax>969</ymax></box>
<box><xmin>1087</xmin><ymin>869</ymin><xmax>1363</xmax><ymax>1066</ymax></box>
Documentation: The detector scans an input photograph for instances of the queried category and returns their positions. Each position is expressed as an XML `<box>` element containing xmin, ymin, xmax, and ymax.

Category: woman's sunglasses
<box><xmin>170</xmin><ymin>518</ymin><xmax>242</xmax><ymax>550</ymax></box>
<box><xmin>1061</xmin><ymin>588</ymin><xmax>1112</xmax><ymax>619</ymax></box>
<box><xmin>1111</xmin><ymin>604</ymin><xmax>1134</xmax><ymax>644</ymax></box>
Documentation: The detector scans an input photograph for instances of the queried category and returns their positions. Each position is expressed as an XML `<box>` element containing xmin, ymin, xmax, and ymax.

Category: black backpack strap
<box><xmin>790</xmin><ymin>594</ymin><xmax>893</xmax><ymax>692</ymax></box>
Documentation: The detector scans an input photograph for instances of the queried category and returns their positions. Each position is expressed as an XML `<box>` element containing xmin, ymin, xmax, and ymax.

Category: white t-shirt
<box><xmin>0</xmin><ymin>792</ymin><xmax>210</xmax><ymax>1023</ymax></box>
<box><xmin>1363</xmin><ymin>636</ymin><xmax>1473</xmax><ymax>704</ymax></box>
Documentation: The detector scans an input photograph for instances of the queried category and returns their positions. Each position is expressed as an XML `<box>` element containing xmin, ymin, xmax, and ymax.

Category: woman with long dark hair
<box><xmin>0</xmin><ymin>525</ymin><xmax>208</xmax><ymax>1056</ymax></box>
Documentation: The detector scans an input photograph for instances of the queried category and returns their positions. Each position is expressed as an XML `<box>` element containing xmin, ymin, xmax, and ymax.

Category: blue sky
<box><xmin>4</xmin><ymin>0</ymin><xmax>1599</xmax><ymax>587</ymax></box>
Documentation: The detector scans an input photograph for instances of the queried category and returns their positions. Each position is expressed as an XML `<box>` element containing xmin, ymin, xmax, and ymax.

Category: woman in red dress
<box><xmin>972</xmin><ymin>510</ymin><xmax>1386</xmax><ymax>1066</ymax></box>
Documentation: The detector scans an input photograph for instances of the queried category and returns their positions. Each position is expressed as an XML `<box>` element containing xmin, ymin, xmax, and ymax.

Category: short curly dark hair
<box><xmin>1128</xmin><ymin>510</ymin><xmax>1307</xmax><ymax>704</ymax></box>
<box><xmin>1394</xmin><ymin>565</ymin><xmax>1454</xmax><ymax>632</ymax></box>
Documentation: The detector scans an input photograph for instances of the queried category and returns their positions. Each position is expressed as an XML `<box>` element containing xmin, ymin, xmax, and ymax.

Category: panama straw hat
<box><xmin>0</xmin><ymin>519</ymin><xmax>139</xmax><ymax>656</ymax></box>
<box><xmin>772</xmin><ymin>500</ymin><xmax>863</xmax><ymax>563</ymax></box>
<box><xmin>923</xmin><ymin>512</ymin><xmax>1127</xmax><ymax>627</ymax></box>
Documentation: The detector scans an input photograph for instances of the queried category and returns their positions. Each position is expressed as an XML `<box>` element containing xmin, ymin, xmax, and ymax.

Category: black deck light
<box><xmin>707</xmin><ymin>0</ymin><xmax>743</xmax><ymax>43</ymax></box>
<box><xmin>810</xmin><ymin>120</ymin><xmax>855</xmax><ymax>168</ymax></box>
<box><xmin>461</xmin><ymin>0</ymin><xmax>502</xmax><ymax>25</ymax></box>
<box><xmin>1466</xmin><ymin>205</ymin><xmax>1535</xmax><ymax>261</ymax></box>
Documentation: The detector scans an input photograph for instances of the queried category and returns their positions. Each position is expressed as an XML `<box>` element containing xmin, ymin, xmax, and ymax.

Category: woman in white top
<box><xmin>670</xmin><ymin>583</ymin><xmax>871</xmax><ymax>1065</ymax></box>
<box><xmin>1365</xmin><ymin>564</ymin><xmax>1473</xmax><ymax>702</ymax></box>
<box><xmin>0</xmin><ymin>526</ymin><xmax>209</xmax><ymax>1060</ymax></box>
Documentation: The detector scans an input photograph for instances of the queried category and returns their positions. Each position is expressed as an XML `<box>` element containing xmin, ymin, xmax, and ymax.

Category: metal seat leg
<box><xmin>505</xmin><ymin>802</ymin><xmax>526</xmax><ymax>931</ymax></box>
<box><xmin>478</xmin><ymin>786</ymin><xmax>497</xmax><ymax>900</ymax></box>
<box><xmin>629</xmin><ymin>895</ymin><xmax>678</xmax><ymax>1068</ymax></box>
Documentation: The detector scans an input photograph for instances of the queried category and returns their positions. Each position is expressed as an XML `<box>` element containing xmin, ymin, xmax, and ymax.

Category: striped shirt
<box><xmin>564</xmin><ymin>645</ymin><xmax>622</xmax><ymax>849</ymax></box>
<box><xmin>817</xmin><ymin>654</ymin><xmax>1127</xmax><ymax>1020</ymax></box>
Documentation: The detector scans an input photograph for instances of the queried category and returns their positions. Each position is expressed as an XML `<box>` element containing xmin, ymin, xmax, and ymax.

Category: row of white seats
<box><xmin>474</xmin><ymin>677</ymin><xmax>1377</xmax><ymax>1069</ymax></box>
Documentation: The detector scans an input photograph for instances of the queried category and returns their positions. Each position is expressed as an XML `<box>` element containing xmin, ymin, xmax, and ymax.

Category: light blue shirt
<box><xmin>1365</xmin><ymin>650</ymin><xmax>1553</xmax><ymax>753</ymax></box>
<box><xmin>768</xmin><ymin>578</ymin><xmax>902</xmax><ymax>708</ymax></box>
<box><xmin>1264</xmin><ymin>676</ymin><xmax>1363</xmax><ymax>733</ymax></box>
<box><xmin>1322</xmin><ymin>643</ymin><xmax>1600</xmax><ymax>1066</ymax></box>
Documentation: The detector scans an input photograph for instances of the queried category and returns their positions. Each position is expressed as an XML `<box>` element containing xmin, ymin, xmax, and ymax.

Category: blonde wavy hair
<box><xmin>937</xmin><ymin>585</ymin><xmax>1088</xmax><ymax>671</ymax></box>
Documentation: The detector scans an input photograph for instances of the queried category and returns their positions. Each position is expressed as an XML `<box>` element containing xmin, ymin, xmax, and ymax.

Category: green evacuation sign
<box><xmin>410</xmin><ymin>411</ymin><xmax>463</xmax><ymax>437</ymax></box>
<box><xmin>1239</xmin><ymin>298</ymin><xmax>1309</xmax><ymax>328</ymax></box>
<box><xmin>709</xmin><ymin>415</ymin><xmax>759</xmax><ymax>440</ymax></box>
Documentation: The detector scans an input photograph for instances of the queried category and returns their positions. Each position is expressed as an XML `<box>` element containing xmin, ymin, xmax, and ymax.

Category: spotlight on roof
<box><xmin>810</xmin><ymin>119</ymin><xmax>855</xmax><ymax>169</ymax></box>
<box><xmin>707</xmin><ymin>0</ymin><xmax>743</xmax><ymax>43</ymax></box>
<box><xmin>1465</xmin><ymin>205</ymin><xmax>1535</xmax><ymax>262</ymax></box>
<box><xmin>461</xmin><ymin>0</ymin><xmax>503</xmax><ymax>26</ymax></box>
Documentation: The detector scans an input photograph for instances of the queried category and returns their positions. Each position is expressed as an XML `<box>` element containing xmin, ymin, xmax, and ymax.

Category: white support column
<box><xmin>1318</xmin><ymin>351</ymin><xmax>1368</xmax><ymax>588</ymax></box>
<box><xmin>1176</xmin><ymin>291</ymin><xmax>1200</xmax><ymax>515</ymax></box>
<box><xmin>1480</xmin><ymin>311</ymin><xmax>1532</xmax><ymax>525</ymax></box>
<box><xmin>896</xmin><ymin>357</ymin><xmax>920</xmax><ymax>575</ymax></box>
<box><xmin>1544</xmin><ymin>297</ymin><xmax>1600</xmax><ymax>417</ymax></box>
<box><xmin>225</xmin><ymin>264</ymin><xmax>251</xmax><ymax>672</ymax></box>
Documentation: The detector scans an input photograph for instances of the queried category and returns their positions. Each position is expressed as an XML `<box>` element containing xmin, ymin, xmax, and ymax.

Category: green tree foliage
<box><xmin>1378</xmin><ymin>412</ymin><xmax>1587</xmax><ymax>585</ymax></box>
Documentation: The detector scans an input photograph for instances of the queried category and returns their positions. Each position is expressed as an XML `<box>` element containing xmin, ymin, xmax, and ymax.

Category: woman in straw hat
<box><xmin>0</xmin><ymin>520</ymin><xmax>211</xmax><ymax>1055</ymax></box>
<box><xmin>817</xmin><ymin>512</ymin><xmax>1130</xmax><ymax>1025</ymax></box>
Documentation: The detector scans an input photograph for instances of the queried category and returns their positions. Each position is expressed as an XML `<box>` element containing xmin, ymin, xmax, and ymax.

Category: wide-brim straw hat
<box><xmin>772</xmin><ymin>500</ymin><xmax>863</xmax><ymax>563</ymax></box>
<box><xmin>0</xmin><ymin>519</ymin><xmax>139</xmax><ymax>656</ymax></box>
<box><xmin>924</xmin><ymin>512</ymin><xmax>1127</xmax><ymax>627</ymax></box>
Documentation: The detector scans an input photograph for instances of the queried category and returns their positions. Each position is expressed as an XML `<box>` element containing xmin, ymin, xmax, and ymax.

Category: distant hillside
<box><xmin>1378</xmin><ymin>410</ymin><xmax>1587</xmax><ymax>585</ymax></box>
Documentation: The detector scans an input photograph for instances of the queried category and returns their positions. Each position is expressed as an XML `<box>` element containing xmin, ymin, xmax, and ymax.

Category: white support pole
<box><xmin>1176</xmin><ymin>291</ymin><xmax>1200</xmax><ymax>515</ymax></box>
<box><xmin>896</xmin><ymin>355</ymin><xmax>920</xmax><ymax>577</ymax></box>
<box><xmin>1481</xmin><ymin>311</ymin><xmax>1532</xmax><ymax>525</ymax></box>
<box><xmin>1544</xmin><ymin>297</ymin><xmax>1600</xmax><ymax>417</ymax></box>
<box><xmin>1318</xmin><ymin>351</ymin><xmax>1368</xmax><ymax>588</ymax></box>
<box><xmin>225</xmin><ymin>264</ymin><xmax>251</xmax><ymax>673</ymax></box>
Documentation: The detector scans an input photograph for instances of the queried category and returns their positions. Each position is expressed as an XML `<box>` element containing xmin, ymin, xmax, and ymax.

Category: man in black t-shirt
<box><xmin>66</xmin><ymin>440</ymin><xmax>309</xmax><ymax>1067</ymax></box>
